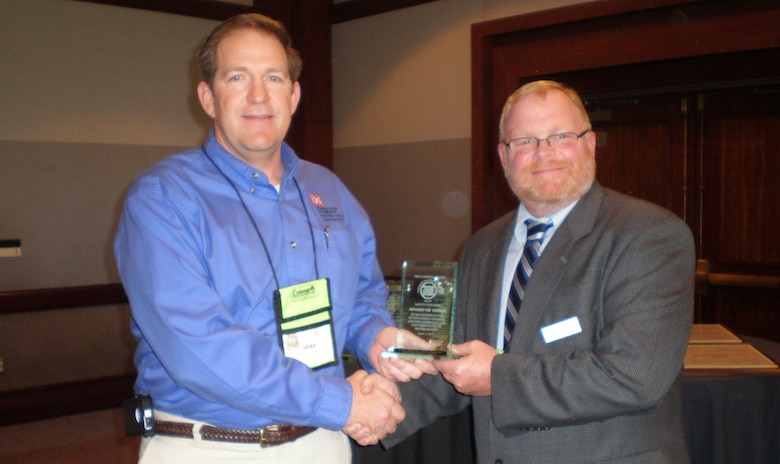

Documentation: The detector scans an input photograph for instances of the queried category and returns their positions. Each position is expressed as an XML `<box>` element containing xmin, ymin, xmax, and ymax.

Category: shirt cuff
<box><xmin>314</xmin><ymin>375</ymin><xmax>353</xmax><ymax>430</ymax></box>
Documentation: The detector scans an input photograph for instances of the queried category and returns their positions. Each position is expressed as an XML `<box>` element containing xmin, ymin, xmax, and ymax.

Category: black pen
<box><xmin>324</xmin><ymin>225</ymin><xmax>330</xmax><ymax>249</ymax></box>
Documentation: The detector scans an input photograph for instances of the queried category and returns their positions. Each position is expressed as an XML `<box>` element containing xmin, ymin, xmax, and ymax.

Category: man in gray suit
<box><xmin>382</xmin><ymin>80</ymin><xmax>695</xmax><ymax>463</ymax></box>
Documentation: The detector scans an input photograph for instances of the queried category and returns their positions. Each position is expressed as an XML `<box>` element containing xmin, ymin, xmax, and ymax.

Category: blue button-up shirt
<box><xmin>114</xmin><ymin>131</ymin><xmax>393</xmax><ymax>430</ymax></box>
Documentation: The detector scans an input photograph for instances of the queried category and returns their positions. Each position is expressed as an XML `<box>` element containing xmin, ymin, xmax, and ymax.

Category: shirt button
<box><xmin>249</xmin><ymin>187</ymin><xmax>255</xmax><ymax>193</ymax></box>
<box><xmin>253</xmin><ymin>173</ymin><xmax>259</xmax><ymax>179</ymax></box>
<box><xmin>290</xmin><ymin>242</ymin><xmax>297</xmax><ymax>248</ymax></box>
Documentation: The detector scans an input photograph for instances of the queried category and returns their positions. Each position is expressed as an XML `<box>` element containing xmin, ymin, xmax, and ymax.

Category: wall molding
<box><xmin>0</xmin><ymin>283</ymin><xmax>133</xmax><ymax>424</ymax></box>
<box><xmin>0</xmin><ymin>373</ymin><xmax>136</xmax><ymax>426</ymax></box>
<box><xmin>0</xmin><ymin>283</ymin><xmax>128</xmax><ymax>315</ymax></box>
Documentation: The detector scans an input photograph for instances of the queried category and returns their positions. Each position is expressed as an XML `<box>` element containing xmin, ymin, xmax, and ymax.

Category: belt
<box><xmin>154</xmin><ymin>420</ymin><xmax>317</xmax><ymax>447</ymax></box>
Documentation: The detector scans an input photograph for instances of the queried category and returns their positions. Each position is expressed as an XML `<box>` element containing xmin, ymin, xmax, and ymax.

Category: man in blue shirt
<box><xmin>115</xmin><ymin>13</ymin><xmax>424</xmax><ymax>463</ymax></box>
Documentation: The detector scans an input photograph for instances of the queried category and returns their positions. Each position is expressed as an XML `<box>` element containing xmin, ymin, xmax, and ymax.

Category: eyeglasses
<box><xmin>502</xmin><ymin>129</ymin><xmax>591</xmax><ymax>155</ymax></box>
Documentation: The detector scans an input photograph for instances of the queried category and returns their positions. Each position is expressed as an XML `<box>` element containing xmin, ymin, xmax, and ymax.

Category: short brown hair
<box><xmin>196</xmin><ymin>13</ymin><xmax>303</xmax><ymax>87</ymax></box>
<box><xmin>498</xmin><ymin>80</ymin><xmax>591</xmax><ymax>142</ymax></box>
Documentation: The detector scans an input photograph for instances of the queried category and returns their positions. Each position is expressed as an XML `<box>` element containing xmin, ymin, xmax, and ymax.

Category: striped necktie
<box><xmin>504</xmin><ymin>218</ymin><xmax>552</xmax><ymax>352</ymax></box>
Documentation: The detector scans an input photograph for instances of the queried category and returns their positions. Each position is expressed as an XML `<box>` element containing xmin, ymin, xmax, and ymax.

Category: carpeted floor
<box><xmin>0</xmin><ymin>408</ymin><xmax>140</xmax><ymax>464</ymax></box>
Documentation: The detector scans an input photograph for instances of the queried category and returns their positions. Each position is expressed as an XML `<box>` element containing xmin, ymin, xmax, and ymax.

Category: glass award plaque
<box><xmin>383</xmin><ymin>261</ymin><xmax>457</xmax><ymax>360</ymax></box>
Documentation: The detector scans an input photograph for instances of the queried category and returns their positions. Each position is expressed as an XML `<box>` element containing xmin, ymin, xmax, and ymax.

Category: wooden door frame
<box><xmin>471</xmin><ymin>0</ymin><xmax>780</xmax><ymax>231</ymax></box>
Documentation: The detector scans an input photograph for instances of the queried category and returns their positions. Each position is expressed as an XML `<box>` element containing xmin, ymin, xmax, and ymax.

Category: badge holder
<box><xmin>274</xmin><ymin>278</ymin><xmax>338</xmax><ymax>370</ymax></box>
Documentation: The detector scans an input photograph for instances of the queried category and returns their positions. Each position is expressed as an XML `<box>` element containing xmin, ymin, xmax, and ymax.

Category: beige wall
<box><xmin>0</xmin><ymin>0</ymin><xmax>216</xmax><ymax>147</ymax></box>
<box><xmin>331</xmin><ymin>0</ymin><xmax>586</xmax><ymax>274</ymax></box>
<box><xmin>333</xmin><ymin>0</ymin><xmax>587</xmax><ymax>147</ymax></box>
<box><xmin>1</xmin><ymin>0</ymin><xmax>217</xmax><ymax>292</ymax></box>
<box><xmin>0</xmin><ymin>0</ymin><xmax>217</xmax><ymax>390</ymax></box>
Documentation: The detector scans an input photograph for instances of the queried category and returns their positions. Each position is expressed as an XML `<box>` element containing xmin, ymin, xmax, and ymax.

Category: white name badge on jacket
<box><xmin>541</xmin><ymin>316</ymin><xmax>582</xmax><ymax>343</ymax></box>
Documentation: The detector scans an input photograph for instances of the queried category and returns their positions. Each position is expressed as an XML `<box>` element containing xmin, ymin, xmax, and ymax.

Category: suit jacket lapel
<box><xmin>474</xmin><ymin>211</ymin><xmax>516</xmax><ymax>348</ymax></box>
<box><xmin>513</xmin><ymin>182</ymin><xmax>604</xmax><ymax>351</ymax></box>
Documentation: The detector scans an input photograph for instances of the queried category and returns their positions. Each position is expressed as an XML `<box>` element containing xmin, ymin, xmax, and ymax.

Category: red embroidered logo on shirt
<box><xmin>310</xmin><ymin>194</ymin><xmax>325</xmax><ymax>207</ymax></box>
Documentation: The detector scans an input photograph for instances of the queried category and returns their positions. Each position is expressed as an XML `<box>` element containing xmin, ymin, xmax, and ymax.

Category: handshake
<box><xmin>341</xmin><ymin>327</ymin><xmax>438</xmax><ymax>446</ymax></box>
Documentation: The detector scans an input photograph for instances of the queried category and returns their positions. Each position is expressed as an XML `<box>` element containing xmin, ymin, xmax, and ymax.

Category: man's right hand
<box><xmin>343</xmin><ymin>370</ymin><xmax>405</xmax><ymax>446</ymax></box>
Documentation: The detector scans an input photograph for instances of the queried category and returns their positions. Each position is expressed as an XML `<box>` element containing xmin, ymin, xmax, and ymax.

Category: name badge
<box><xmin>541</xmin><ymin>316</ymin><xmax>582</xmax><ymax>344</ymax></box>
<box><xmin>274</xmin><ymin>278</ymin><xmax>337</xmax><ymax>370</ymax></box>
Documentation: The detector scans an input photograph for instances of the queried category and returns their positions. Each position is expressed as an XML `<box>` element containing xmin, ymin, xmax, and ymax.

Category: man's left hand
<box><xmin>369</xmin><ymin>327</ymin><xmax>438</xmax><ymax>382</ymax></box>
<box><xmin>433</xmin><ymin>340</ymin><xmax>497</xmax><ymax>396</ymax></box>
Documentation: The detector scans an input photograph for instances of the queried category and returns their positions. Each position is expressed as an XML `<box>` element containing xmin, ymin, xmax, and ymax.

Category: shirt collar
<box><xmin>514</xmin><ymin>199</ymin><xmax>579</xmax><ymax>242</ymax></box>
<box><xmin>202</xmin><ymin>130</ymin><xmax>300</xmax><ymax>192</ymax></box>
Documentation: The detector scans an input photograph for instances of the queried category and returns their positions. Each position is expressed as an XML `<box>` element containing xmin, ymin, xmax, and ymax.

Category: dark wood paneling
<box><xmin>700</xmin><ymin>287</ymin><xmax>780</xmax><ymax>343</ymax></box>
<box><xmin>331</xmin><ymin>0</ymin><xmax>437</xmax><ymax>24</ymax></box>
<box><xmin>75</xmin><ymin>0</ymin><xmax>265</xmax><ymax>20</ymax></box>
<box><xmin>694</xmin><ymin>84</ymin><xmax>780</xmax><ymax>341</ymax></box>
<box><xmin>0</xmin><ymin>374</ymin><xmax>136</xmax><ymax>426</ymax></box>
<box><xmin>285</xmin><ymin>0</ymin><xmax>334</xmax><ymax>169</ymax></box>
<box><xmin>701</xmin><ymin>86</ymin><xmax>780</xmax><ymax>272</ymax></box>
<box><xmin>589</xmin><ymin>93</ymin><xmax>688</xmax><ymax>218</ymax></box>
<box><xmin>0</xmin><ymin>283</ymin><xmax>128</xmax><ymax>315</ymax></box>
<box><xmin>471</xmin><ymin>0</ymin><xmax>780</xmax><ymax>342</ymax></box>
<box><xmin>471</xmin><ymin>0</ymin><xmax>780</xmax><ymax>231</ymax></box>
<box><xmin>77</xmin><ymin>0</ymin><xmax>440</xmax><ymax>24</ymax></box>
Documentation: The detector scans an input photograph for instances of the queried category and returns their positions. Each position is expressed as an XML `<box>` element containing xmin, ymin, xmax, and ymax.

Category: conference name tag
<box><xmin>274</xmin><ymin>278</ymin><xmax>338</xmax><ymax>370</ymax></box>
<box><xmin>541</xmin><ymin>316</ymin><xmax>582</xmax><ymax>343</ymax></box>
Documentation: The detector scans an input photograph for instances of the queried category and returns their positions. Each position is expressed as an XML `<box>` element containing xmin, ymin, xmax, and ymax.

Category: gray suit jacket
<box><xmin>385</xmin><ymin>183</ymin><xmax>695</xmax><ymax>464</ymax></box>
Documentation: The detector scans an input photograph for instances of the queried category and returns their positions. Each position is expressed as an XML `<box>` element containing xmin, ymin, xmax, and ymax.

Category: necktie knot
<box><xmin>525</xmin><ymin>218</ymin><xmax>553</xmax><ymax>242</ymax></box>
